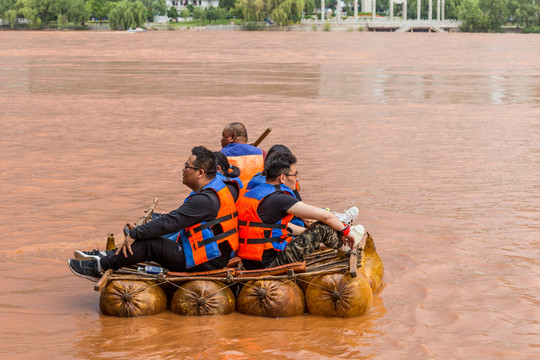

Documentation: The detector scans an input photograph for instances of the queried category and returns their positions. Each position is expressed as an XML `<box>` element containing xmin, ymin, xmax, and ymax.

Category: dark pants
<box><xmin>100</xmin><ymin>237</ymin><xmax>187</xmax><ymax>272</ymax></box>
<box><xmin>100</xmin><ymin>237</ymin><xmax>232</xmax><ymax>273</ymax></box>
<box><xmin>268</xmin><ymin>222</ymin><xmax>343</xmax><ymax>267</ymax></box>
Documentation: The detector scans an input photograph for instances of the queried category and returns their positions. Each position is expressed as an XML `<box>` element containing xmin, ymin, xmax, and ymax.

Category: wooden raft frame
<box><xmin>94</xmin><ymin>248</ymin><xmax>362</xmax><ymax>292</ymax></box>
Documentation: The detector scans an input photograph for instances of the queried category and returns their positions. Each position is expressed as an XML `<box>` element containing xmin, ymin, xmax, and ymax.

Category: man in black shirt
<box><xmin>69</xmin><ymin>146</ymin><xmax>238</xmax><ymax>281</ymax></box>
<box><xmin>237</xmin><ymin>153</ymin><xmax>361</xmax><ymax>270</ymax></box>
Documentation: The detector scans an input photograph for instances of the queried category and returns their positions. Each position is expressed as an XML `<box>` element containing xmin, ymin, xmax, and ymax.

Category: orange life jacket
<box><xmin>178</xmin><ymin>178</ymin><xmax>238</xmax><ymax>268</ymax></box>
<box><xmin>221</xmin><ymin>143</ymin><xmax>264</xmax><ymax>194</ymax></box>
<box><xmin>236</xmin><ymin>183</ymin><xmax>296</xmax><ymax>261</ymax></box>
<box><xmin>216</xmin><ymin>172</ymin><xmax>243</xmax><ymax>204</ymax></box>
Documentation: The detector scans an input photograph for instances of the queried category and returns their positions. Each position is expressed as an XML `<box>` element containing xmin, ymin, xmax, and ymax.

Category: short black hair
<box><xmin>213</xmin><ymin>151</ymin><xmax>241</xmax><ymax>178</ymax></box>
<box><xmin>262</xmin><ymin>144</ymin><xmax>293</xmax><ymax>176</ymax></box>
<box><xmin>227</xmin><ymin>122</ymin><xmax>248</xmax><ymax>138</ymax></box>
<box><xmin>192</xmin><ymin>146</ymin><xmax>217</xmax><ymax>178</ymax></box>
<box><xmin>267</xmin><ymin>144</ymin><xmax>292</xmax><ymax>159</ymax></box>
<box><xmin>265</xmin><ymin>152</ymin><xmax>297</xmax><ymax>181</ymax></box>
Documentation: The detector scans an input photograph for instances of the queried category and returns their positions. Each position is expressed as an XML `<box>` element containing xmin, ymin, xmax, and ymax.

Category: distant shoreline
<box><xmin>0</xmin><ymin>23</ymin><xmax>531</xmax><ymax>34</ymax></box>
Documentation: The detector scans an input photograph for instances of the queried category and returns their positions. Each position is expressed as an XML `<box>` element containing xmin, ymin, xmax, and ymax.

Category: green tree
<box><xmin>167</xmin><ymin>4</ymin><xmax>178</xmax><ymax>18</ymax></box>
<box><xmin>271</xmin><ymin>6</ymin><xmax>286</xmax><ymax>23</ymax></box>
<box><xmin>445</xmin><ymin>0</ymin><xmax>464</xmax><ymax>20</ymax></box>
<box><xmin>109</xmin><ymin>0</ymin><xmax>131</xmax><ymax>29</ymax></box>
<box><xmin>458</xmin><ymin>0</ymin><xmax>488</xmax><ymax>32</ymax></box>
<box><xmin>52</xmin><ymin>0</ymin><xmax>69</xmax><ymax>23</ymax></box>
<box><xmin>67</xmin><ymin>0</ymin><xmax>89</xmax><ymax>24</ymax></box>
<box><xmin>0</xmin><ymin>0</ymin><xmax>16</xmax><ymax>17</ymax></box>
<box><xmin>340</xmin><ymin>0</ymin><xmax>352</xmax><ymax>15</ymax></box>
<box><xmin>207</xmin><ymin>6</ymin><xmax>227</xmax><ymax>22</ymax></box>
<box><xmin>192</xmin><ymin>6</ymin><xmax>206</xmax><ymax>24</ymax></box>
<box><xmin>479</xmin><ymin>0</ymin><xmax>509</xmax><ymax>31</ymax></box>
<box><xmin>86</xmin><ymin>0</ymin><xmax>107</xmax><ymax>21</ymax></box>
<box><xmin>376</xmin><ymin>0</ymin><xmax>389</xmax><ymax>13</ymax></box>
<box><xmin>153</xmin><ymin>0</ymin><xmax>167</xmax><ymax>14</ymax></box>
<box><xmin>0</xmin><ymin>0</ymin><xmax>20</xmax><ymax>27</ymax></box>
<box><xmin>140</xmin><ymin>0</ymin><xmax>166</xmax><ymax>21</ymax></box>
<box><xmin>18</xmin><ymin>0</ymin><xmax>57</xmax><ymax>29</ymax></box>
<box><xmin>219</xmin><ymin>0</ymin><xmax>235</xmax><ymax>10</ymax></box>
<box><xmin>235</xmin><ymin>0</ymin><xmax>308</xmax><ymax>23</ymax></box>
<box><xmin>180</xmin><ymin>8</ymin><xmax>190</xmax><ymax>18</ymax></box>
<box><xmin>509</xmin><ymin>0</ymin><xmax>540</xmax><ymax>27</ymax></box>
<box><xmin>235</xmin><ymin>0</ymin><xmax>267</xmax><ymax>22</ymax></box>
<box><xmin>4</xmin><ymin>8</ymin><xmax>19</xmax><ymax>26</ymax></box>
<box><xmin>207</xmin><ymin>5</ymin><xmax>216</xmax><ymax>22</ymax></box>
<box><xmin>304</xmin><ymin>0</ymin><xmax>315</xmax><ymax>16</ymax></box>
<box><xmin>109</xmin><ymin>0</ymin><xmax>147</xmax><ymax>30</ymax></box>
<box><xmin>216</xmin><ymin>7</ymin><xmax>227</xmax><ymax>19</ymax></box>
<box><xmin>280</xmin><ymin>0</ymin><xmax>304</xmax><ymax>21</ymax></box>
<box><xmin>131</xmin><ymin>0</ymin><xmax>147</xmax><ymax>24</ymax></box>
<box><xmin>52</xmin><ymin>0</ymin><xmax>88</xmax><ymax>25</ymax></box>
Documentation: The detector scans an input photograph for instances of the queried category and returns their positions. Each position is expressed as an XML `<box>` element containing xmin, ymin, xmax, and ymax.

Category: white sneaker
<box><xmin>74</xmin><ymin>249</ymin><xmax>108</xmax><ymax>262</ymax></box>
<box><xmin>333</xmin><ymin>206</ymin><xmax>359</xmax><ymax>225</ymax></box>
<box><xmin>339</xmin><ymin>224</ymin><xmax>365</xmax><ymax>252</ymax></box>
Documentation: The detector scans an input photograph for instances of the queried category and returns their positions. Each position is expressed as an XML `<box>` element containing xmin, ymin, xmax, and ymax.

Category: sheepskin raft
<box><xmin>93</xmin><ymin>233</ymin><xmax>383</xmax><ymax>318</ymax></box>
<box><xmin>171</xmin><ymin>280</ymin><xmax>236</xmax><ymax>316</ymax></box>
<box><xmin>99</xmin><ymin>280</ymin><xmax>167</xmax><ymax>317</ymax></box>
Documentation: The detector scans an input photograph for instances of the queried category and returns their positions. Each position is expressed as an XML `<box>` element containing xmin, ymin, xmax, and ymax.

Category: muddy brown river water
<box><xmin>0</xmin><ymin>31</ymin><xmax>539</xmax><ymax>359</ymax></box>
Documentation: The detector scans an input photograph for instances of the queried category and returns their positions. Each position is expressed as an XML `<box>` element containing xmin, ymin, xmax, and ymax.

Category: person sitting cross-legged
<box><xmin>68</xmin><ymin>146</ymin><xmax>238</xmax><ymax>281</ymax></box>
<box><xmin>236</xmin><ymin>152</ymin><xmax>362</xmax><ymax>270</ymax></box>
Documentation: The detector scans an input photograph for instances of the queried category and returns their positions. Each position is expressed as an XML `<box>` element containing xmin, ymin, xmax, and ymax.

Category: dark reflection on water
<box><xmin>4</xmin><ymin>59</ymin><xmax>322</xmax><ymax>97</ymax></box>
<box><xmin>0</xmin><ymin>31</ymin><xmax>539</xmax><ymax>359</ymax></box>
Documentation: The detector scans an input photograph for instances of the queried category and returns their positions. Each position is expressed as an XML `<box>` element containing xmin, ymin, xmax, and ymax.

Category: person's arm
<box><xmin>288</xmin><ymin>223</ymin><xmax>306</xmax><ymax>236</ymax></box>
<box><xmin>129</xmin><ymin>194</ymin><xmax>215</xmax><ymax>240</ymax></box>
<box><xmin>117</xmin><ymin>192</ymin><xmax>217</xmax><ymax>258</ymax></box>
<box><xmin>287</xmin><ymin>202</ymin><xmax>355</xmax><ymax>248</ymax></box>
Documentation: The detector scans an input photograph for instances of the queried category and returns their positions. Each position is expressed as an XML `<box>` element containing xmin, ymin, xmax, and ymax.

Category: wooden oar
<box><xmin>253</xmin><ymin>127</ymin><xmax>272</xmax><ymax>147</ymax></box>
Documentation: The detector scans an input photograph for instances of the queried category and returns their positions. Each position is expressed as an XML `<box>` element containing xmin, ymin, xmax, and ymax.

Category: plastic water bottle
<box><xmin>138</xmin><ymin>265</ymin><xmax>164</xmax><ymax>274</ymax></box>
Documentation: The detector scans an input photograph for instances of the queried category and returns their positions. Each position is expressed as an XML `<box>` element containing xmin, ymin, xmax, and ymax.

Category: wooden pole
<box><xmin>252</xmin><ymin>127</ymin><xmax>272</xmax><ymax>147</ymax></box>
<box><xmin>94</xmin><ymin>269</ymin><xmax>113</xmax><ymax>291</ymax></box>
<box><xmin>136</xmin><ymin>198</ymin><xmax>159</xmax><ymax>226</ymax></box>
<box><xmin>349</xmin><ymin>252</ymin><xmax>358</xmax><ymax>278</ymax></box>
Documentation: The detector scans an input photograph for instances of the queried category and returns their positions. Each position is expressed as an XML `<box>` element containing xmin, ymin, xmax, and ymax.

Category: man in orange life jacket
<box><xmin>68</xmin><ymin>146</ymin><xmax>238</xmax><ymax>281</ymax></box>
<box><xmin>236</xmin><ymin>152</ymin><xmax>360</xmax><ymax>270</ymax></box>
<box><xmin>220</xmin><ymin>122</ymin><xmax>264</xmax><ymax>190</ymax></box>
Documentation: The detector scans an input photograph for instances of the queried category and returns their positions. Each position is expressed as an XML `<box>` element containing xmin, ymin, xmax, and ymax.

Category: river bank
<box><xmin>2</xmin><ymin>20</ymin><xmax>532</xmax><ymax>33</ymax></box>
<box><xmin>77</xmin><ymin>23</ymin><xmax>533</xmax><ymax>33</ymax></box>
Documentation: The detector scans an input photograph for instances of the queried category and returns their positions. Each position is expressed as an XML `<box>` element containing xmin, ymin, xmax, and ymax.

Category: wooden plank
<box><xmin>94</xmin><ymin>269</ymin><xmax>113</xmax><ymax>292</ymax></box>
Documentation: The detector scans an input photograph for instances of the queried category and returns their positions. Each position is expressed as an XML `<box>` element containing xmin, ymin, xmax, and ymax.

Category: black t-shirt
<box><xmin>242</xmin><ymin>191</ymin><xmax>300</xmax><ymax>270</ymax></box>
<box><xmin>129</xmin><ymin>187</ymin><xmax>232</xmax><ymax>270</ymax></box>
<box><xmin>224</xmin><ymin>181</ymin><xmax>239</xmax><ymax>202</ymax></box>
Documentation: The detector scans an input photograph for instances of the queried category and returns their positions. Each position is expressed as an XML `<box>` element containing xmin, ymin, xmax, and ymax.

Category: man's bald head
<box><xmin>221</xmin><ymin>122</ymin><xmax>248</xmax><ymax>147</ymax></box>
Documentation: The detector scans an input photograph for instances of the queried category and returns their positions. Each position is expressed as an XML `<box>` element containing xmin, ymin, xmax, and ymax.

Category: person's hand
<box><xmin>341</xmin><ymin>233</ymin><xmax>356</xmax><ymax>250</ymax></box>
<box><xmin>116</xmin><ymin>233</ymin><xmax>135</xmax><ymax>258</ymax></box>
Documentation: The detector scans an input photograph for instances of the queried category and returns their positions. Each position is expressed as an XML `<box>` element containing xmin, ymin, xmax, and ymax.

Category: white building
<box><xmin>167</xmin><ymin>0</ymin><xmax>220</xmax><ymax>10</ymax></box>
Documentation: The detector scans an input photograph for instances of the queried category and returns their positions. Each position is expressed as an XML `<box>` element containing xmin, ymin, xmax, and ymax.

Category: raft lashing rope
<box><xmin>97</xmin><ymin>233</ymin><xmax>384</xmax><ymax>318</ymax></box>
